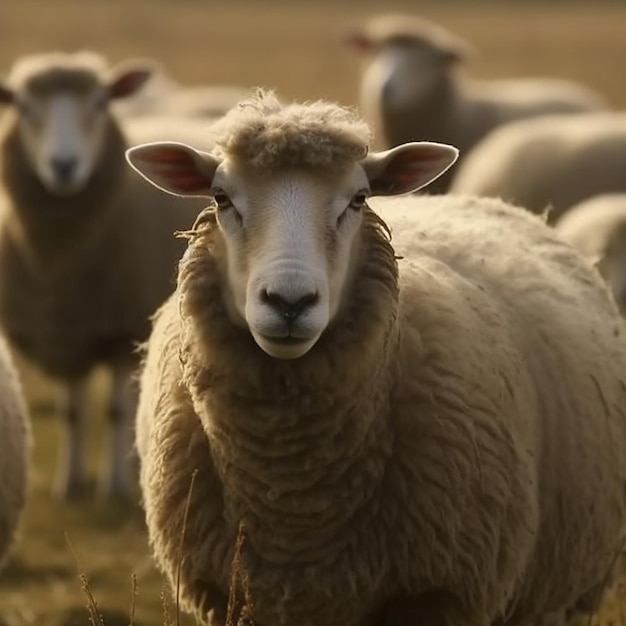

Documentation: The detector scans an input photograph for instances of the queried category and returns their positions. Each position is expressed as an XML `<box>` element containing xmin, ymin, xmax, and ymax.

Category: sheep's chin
<box><xmin>251</xmin><ymin>333</ymin><xmax>320</xmax><ymax>360</ymax></box>
<box><xmin>38</xmin><ymin>172</ymin><xmax>88</xmax><ymax>197</ymax></box>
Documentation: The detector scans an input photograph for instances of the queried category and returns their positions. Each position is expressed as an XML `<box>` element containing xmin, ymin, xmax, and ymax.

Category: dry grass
<box><xmin>0</xmin><ymin>0</ymin><xmax>626</xmax><ymax>624</ymax></box>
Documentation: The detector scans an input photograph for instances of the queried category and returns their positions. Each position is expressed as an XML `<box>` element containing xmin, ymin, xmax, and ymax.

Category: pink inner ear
<box><xmin>167</xmin><ymin>173</ymin><xmax>208</xmax><ymax>190</ymax></box>
<box><xmin>140</xmin><ymin>148</ymin><xmax>196</xmax><ymax>165</ymax></box>
<box><xmin>374</xmin><ymin>149</ymin><xmax>453</xmax><ymax>191</ymax></box>
<box><xmin>135</xmin><ymin>147</ymin><xmax>209</xmax><ymax>192</ymax></box>
<box><xmin>390</xmin><ymin>151</ymin><xmax>450</xmax><ymax>179</ymax></box>
<box><xmin>345</xmin><ymin>31</ymin><xmax>376</xmax><ymax>51</ymax></box>
<box><xmin>110</xmin><ymin>69</ymin><xmax>152</xmax><ymax>99</ymax></box>
<box><xmin>398</xmin><ymin>149</ymin><xmax>449</xmax><ymax>164</ymax></box>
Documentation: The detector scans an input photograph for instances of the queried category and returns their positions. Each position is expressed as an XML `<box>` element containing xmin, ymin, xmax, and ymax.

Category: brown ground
<box><xmin>0</xmin><ymin>1</ymin><xmax>625</xmax><ymax>624</ymax></box>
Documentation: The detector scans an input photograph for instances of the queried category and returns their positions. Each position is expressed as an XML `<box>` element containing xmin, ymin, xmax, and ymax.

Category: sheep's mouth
<box><xmin>252</xmin><ymin>331</ymin><xmax>321</xmax><ymax>360</ymax></box>
<box><xmin>265</xmin><ymin>336</ymin><xmax>309</xmax><ymax>346</ymax></box>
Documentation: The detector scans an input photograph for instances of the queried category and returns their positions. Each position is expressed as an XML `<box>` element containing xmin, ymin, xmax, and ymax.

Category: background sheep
<box><xmin>127</xmin><ymin>92</ymin><xmax>626</xmax><ymax>626</ymax></box>
<box><xmin>0</xmin><ymin>51</ymin><xmax>207</xmax><ymax>500</ymax></box>
<box><xmin>345</xmin><ymin>14</ymin><xmax>606</xmax><ymax>193</ymax></box>
<box><xmin>555</xmin><ymin>193</ymin><xmax>626</xmax><ymax>314</ymax></box>
<box><xmin>0</xmin><ymin>334</ymin><xmax>30</xmax><ymax>573</ymax></box>
<box><xmin>449</xmin><ymin>112</ymin><xmax>626</xmax><ymax>223</ymax></box>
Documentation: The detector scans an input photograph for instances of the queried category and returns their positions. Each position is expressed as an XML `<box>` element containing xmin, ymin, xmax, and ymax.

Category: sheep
<box><xmin>0</xmin><ymin>334</ymin><xmax>30</xmax><ymax>572</ymax></box>
<box><xmin>126</xmin><ymin>90</ymin><xmax>626</xmax><ymax>626</ymax></box>
<box><xmin>555</xmin><ymin>193</ymin><xmax>626</xmax><ymax>314</ymax></box>
<box><xmin>0</xmin><ymin>51</ymin><xmax>207</xmax><ymax>500</ymax></box>
<box><xmin>345</xmin><ymin>14</ymin><xmax>607</xmax><ymax>193</ymax></box>
<box><xmin>450</xmin><ymin>112</ymin><xmax>626</xmax><ymax>224</ymax></box>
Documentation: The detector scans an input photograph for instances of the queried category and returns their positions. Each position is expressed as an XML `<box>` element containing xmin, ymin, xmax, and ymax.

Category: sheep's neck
<box><xmin>199</xmin><ymin>362</ymin><xmax>395</xmax><ymax>561</ymax></box>
<box><xmin>179</xmin><ymin>208</ymin><xmax>400</xmax><ymax>563</ymax></box>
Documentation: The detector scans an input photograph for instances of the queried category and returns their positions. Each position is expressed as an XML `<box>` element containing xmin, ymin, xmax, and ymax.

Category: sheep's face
<box><xmin>347</xmin><ymin>28</ymin><xmax>469</xmax><ymax>119</ymax></box>
<box><xmin>126</xmin><ymin>139</ymin><xmax>458</xmax><ymax>359</ymax></box>
<box><xmin>0</xmin><ymin>59</ymin><xmax>152</xmax><ymax>196</ymax></box>
<box><xmin>14</xmin><ymin>89</ymin><xmax>113</xmax><ymax>195</ymax></box>
<box><xmin>208</xmin><ymin>162</ymin><xmax>371</xmax><ymax>359</ymax></box>
<box><xmin>363</xmin><ymin>43</ymin><xmax>454</xmax><ymax>115</ymax></box>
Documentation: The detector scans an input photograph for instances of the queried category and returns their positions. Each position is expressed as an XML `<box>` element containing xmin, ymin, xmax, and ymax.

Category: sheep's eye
<box><xmin>337</xmin><ymin>191</ymin><xmax>368</xmax><ymax>226</ymax></box>
<box><xmin>212</xmin><ymin>190</ymin><xmax>233</xmax><ymax>210</ymax></box>
<box><xmin>349</xmin><ymin>192</ymin><xmax>368</xmax><ymax>211</ymax></box>
<box><xmin>212</xmin><ymin>189</ymin><xmax>243</xmax><ymax>225</ymax></box>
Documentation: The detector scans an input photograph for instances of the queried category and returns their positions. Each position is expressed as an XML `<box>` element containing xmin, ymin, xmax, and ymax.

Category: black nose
<box><xmin>50</xmin><ymin>157</ymin><xmax>77</xmax><ymax>182</ymax></box>
<box><xmin>261</xmin><ymin>289</ymin><xmax>319</xmax><ymax>323</ymax></box>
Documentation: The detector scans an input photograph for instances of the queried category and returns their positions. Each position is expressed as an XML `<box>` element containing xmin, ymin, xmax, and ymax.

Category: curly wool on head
<box><xmin>209</xmin><ymin>89</ymin><xmax>372</xmax><ymax>170</ymax></box>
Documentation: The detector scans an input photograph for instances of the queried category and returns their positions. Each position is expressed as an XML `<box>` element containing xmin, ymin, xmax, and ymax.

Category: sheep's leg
<box><xmin>99</xmin><ymin>364</ymin><xmax>138</xmax><ymax>498</ymax></box>
<box><xmin>53</xmin><ymin>378</ymin><xmax>90</xmax><ymax>500</ymax></box>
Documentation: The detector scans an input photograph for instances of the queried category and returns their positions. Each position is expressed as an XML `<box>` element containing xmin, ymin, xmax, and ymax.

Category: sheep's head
<box><xmin>126</xmin><ymin>94</ymin><xmax>458</xmax><ymax>359</ymax></box>
<box><xmin>0</xmin><ymin>51</ymin><xmax>152</xmax><ymax>195</ymax></box>
<box><xmin>345</xmin><ymin>15</ymin><xmax>471</xmax><ymax>114</ymax></box>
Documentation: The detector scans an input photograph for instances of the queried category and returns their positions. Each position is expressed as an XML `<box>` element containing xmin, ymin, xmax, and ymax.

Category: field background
<box><xmin>1</xmin><ymin>1</ymin><xmax>626</xmax><ymax>625</ymax></box>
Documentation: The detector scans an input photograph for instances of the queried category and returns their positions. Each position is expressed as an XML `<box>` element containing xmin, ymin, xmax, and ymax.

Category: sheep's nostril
<box><xmin>50</xmin><ymin>157</ymin><xmax>78</xmax><ymax>182</ymax></box>
<box><xmin>261</xmin><ymin>289</ymin><xmax>319</xmax><ymax>322</ymax></box>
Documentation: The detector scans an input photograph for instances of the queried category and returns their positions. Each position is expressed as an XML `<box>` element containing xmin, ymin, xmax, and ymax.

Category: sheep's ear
<box><xmin>107</xmin><ymin>61</ymin><xmax>155</xmax><ymax>100</ymax></box>
<box><xmin>0</xmin><ymin>81</ymin><xmax>13</xmax><ymax>105</ymax></box>
<box><xmin>362</xmin><ymin>142</ymin><xmax>459</xmax><ymax>196</ymax></box>
<box><xmin>126</xmin><ymin>142</ymin><xmax>219</xmax><ymax>197</ymax></box>
<box><xmin>435</xmin><ymin>35</ymin><xmax>474</xmax><ymax>64</ymax></box>
<box><xmin>344</xmin><ymin>28</ymin><xmax>377</xmax><ymax>52</ymax></box>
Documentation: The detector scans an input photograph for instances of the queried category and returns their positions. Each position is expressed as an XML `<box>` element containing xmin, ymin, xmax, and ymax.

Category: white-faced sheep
<box><xmin>0</xmin><ymin>334</ymin><xmax>30</xmax><ymax>573</ymax></box>
<box><xmin>126</xmin><ymin>90</ymin><xmax>626</xmax><ymax>626</ymax></box>
<box><xmin>450</xmin><ymin>112</ymin><xmax>626</xmax><ymax>224</ymax></box>
<box><xmin>0</xmin><ymin>51</ymin><xmax>207</xmax><ymax>500</ymax></box>
<box><xmin>556</xmin><ymin>193</ymin><xmax>626</xmax><ymax>314</ymax></box>
<box><xmin>345</xmin><ymin>14</ymin><xmax>606</xmax><ymax>193</ymax></box>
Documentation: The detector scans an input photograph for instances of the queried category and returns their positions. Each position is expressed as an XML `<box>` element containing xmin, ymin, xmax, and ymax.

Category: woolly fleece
<box><xmin>450</xmin><ymin>113</ymin><xmax>626</xmax><ymax>223</ymax></box>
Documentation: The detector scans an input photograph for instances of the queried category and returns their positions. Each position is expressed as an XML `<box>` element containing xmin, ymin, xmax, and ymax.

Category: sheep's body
<box><xmin>450</xmin><ymin>112</ymin><xmax>626</xmax><ymax>223</ymax></box>
<box><xmin>0</xmin><ymin>51</ymin><xmax>206</xmax><ymax>498</ymax></box>
<box><xmin>0</xmin><ymin>125</ymin><xmax>199</xmax><ymax>376</ymax></box>
<box><xmin>137</xmin><ymin>193</ymin><xmax>626</xmax><ymax>626</ymax></box>
<box><xmin>351</xmin><ymin>14</ymin><xmax>606</xmax><ymax>193</ymax></box>
<box><xmin>555</xmin><ymin>193</ymin><xmax>626</xmax><ymax>313</ymax></box>
<box><xmin>0</xmin><ymin>334</ymin><xmax>29</xmax><ymax>572</ymax></box>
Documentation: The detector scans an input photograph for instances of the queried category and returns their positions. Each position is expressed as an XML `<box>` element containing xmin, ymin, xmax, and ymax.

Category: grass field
<box><xmin>1</xmin><ymin>1</ymin><xmax>626</xmax><ymax>624</ymax></box>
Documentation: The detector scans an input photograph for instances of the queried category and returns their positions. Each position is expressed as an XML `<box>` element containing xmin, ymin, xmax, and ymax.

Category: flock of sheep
<box><xmin>1</xmin><ymin>11</ymin><xmax>626</xmax><ymax>626</ymax></box>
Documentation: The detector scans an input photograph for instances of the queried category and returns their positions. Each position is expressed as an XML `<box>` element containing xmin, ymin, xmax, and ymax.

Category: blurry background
<box><xmin>0</xmin><ymin>1</ymin><xmax>625</xmax><ymax>625</ymax></box>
